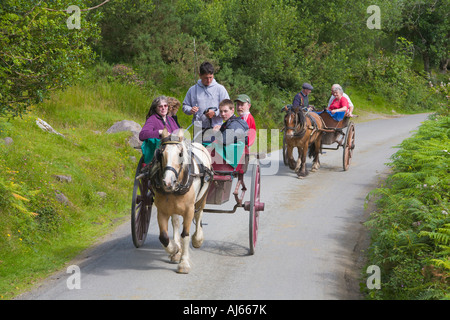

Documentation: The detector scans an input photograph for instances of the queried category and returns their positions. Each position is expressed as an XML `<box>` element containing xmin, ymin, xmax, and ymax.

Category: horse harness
<box><xmin>149</xmin><ymin>136</ymin><xmax>213</xmax><ymax>196</ymax></box>
<box><xmin>285</xmin><ymin>108</ymin><xmax>321</xmax><ymax>138</ymax></box>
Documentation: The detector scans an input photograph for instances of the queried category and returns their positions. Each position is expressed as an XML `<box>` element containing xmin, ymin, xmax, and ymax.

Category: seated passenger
<box><xmin>235</xmin><ymin>94</ymin><xmax>256</xmax><ymax>146</ymax></box>
<box><xmin>167</xmin><ymin>96</ymin><xmax>181</xmax><ymax>128</ymax></box>
<box><xmin>139</xmin><ymin>95</ymin><xmax>179</xmax><ymax>164</ymax></box>
<box><xmin>213</xmin><ymin>99</ymin><xmax>249</xmax><ymax>145</ymax></box>
<box><xmin>140</xmin><ymin>95</ymin><xmax>179</xmax><ymax>140</ymax></box>
<box><xmin>328</xmin><ymin>86</ymin><xmax>349</xmax><ymax>115</ymax></box>
<box><xmin>327</xmin><ymin>84</ymin><xmax>354</xmax><ymax>117</ymax></box>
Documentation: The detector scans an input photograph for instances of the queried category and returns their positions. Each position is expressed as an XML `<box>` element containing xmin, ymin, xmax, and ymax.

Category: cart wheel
<box><xmin>343</xmin><ymin>122</ymin><xmax>355</xmax><ymax>171</ymax></box>
<box><xmin>282</xmin><ymin>133</ymin><xmax>288</xmax><ymax>166</ymax></box>
<box><xmin>131</xmin><ymin>155</ymin><xmax>153</xmax><ymax>248</ymax></box>
<box><xmin>249</xmin><ymin>162</ymin><xmax>263</xmax><ymax>255</ymax></box>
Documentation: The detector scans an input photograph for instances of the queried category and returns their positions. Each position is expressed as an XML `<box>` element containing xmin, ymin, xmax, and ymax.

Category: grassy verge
<box><xmin>363</xmin><ymin>110</ymin><xmax>450</xmax><ymax>299</ymax></box>
<box><xmin>0</xmin><ymin>75</ymin><xmax>153</xmax><ymax>299</ymax></box>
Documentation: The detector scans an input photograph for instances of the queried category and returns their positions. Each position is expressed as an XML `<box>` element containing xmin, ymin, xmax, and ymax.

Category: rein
<box><xmin>285</xmin><ymin>109</ymin><xmax>318</xmax><ymax>138</ymax></box>
<box><xmin>285</xmin><ymin>110</ymin><xmax>306</xmax><ymax>137</ymax></box>
<box><xmin>150</xmin><ymin>136</ymin><xmax>212</xmax><ymax>195</ymax></box>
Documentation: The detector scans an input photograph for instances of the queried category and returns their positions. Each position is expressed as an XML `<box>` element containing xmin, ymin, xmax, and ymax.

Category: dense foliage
<box><xmin>0</xmin><ymin>0</ymin><xmax>102</xmax><ymax>118</ymax></box>
<box><xmin>364</xmin><ymin>110</ymin><xmax>450</xmax><ymax>300</ymax></box>
<box><xmin>1</xmin><ymin>0</ymin><xmax>448</xmax><ymax>118</ymax></box>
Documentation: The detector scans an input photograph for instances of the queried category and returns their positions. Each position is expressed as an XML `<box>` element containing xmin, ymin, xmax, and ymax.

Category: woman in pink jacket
<box><xmin>139</xmin><ymin>95</ymin><xmax>179</xmax><ymax>141</ymax></box>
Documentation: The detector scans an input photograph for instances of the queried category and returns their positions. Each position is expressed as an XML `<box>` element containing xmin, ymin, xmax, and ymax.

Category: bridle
<box><xmin>285</xmin><ymin>109</ymin><xmax>306</xmax><ymax>137</ymax></box>
<box><xmin>159</xmin><ymin>135</ymin><xmax>185</xmax><ymax>181</ymax></box>
<box><xmin>151</xmin><ymin>135</ymin><xmax>213</xmax><ymax>195</ymax></box>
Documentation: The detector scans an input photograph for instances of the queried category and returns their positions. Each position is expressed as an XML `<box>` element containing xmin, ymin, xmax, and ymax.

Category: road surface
<box><xmin>18</xmin><ymin>113</ymin><xmax>429</xmax><ymax>300</ymax></box>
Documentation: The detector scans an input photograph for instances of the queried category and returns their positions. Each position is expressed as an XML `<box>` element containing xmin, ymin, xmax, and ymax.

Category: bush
<box><xmin>352</xmin><ymin>38</ymin><xmax>437</xmax><ymax>112</ymax></box>
<box><xmin>364</xmin><ymin>113</ymin><xmax>450</xmax><ymax>299</ymax></box>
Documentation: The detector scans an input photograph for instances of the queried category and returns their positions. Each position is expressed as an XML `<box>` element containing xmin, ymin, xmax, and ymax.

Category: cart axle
<box><xmin>243</xmin><ymin>201</ymin><xmax>265</xmax><ymax>212</ymax></box>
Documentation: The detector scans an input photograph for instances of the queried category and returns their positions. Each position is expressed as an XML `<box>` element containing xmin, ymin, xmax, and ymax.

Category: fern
<box><xmin>420</xmin><ymin>224</ymin><xmax>450</xmax><ymax>246</ymax></box>
<box><xmin>365</xmin><ymin>114</ymin><xmax>450</xmax><ymax>299</ymax></box>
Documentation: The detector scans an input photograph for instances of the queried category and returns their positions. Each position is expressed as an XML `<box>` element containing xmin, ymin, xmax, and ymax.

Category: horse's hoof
<box><xmin>192</xmin><ymin>233</ymin><xmax>204</xmax><ymax>248</ymax></box>
<box><xmin>297</xmin><ymin>172</ymin><xmax>307</xmax><ymax>179</ymax></box>
<box><xmin>170</xmin><ymin>251</ymin><xmax>181</xmax><ymax>263</ymax></box>
<box><xmin>177</xmin><ymin>262</ymin><xmax>190</xmax><ymax>274</ymax></box>
<box><xmin>192</xmin><ymin>239</ymin><xmax>203</xmax><ymax>248</ymax></box>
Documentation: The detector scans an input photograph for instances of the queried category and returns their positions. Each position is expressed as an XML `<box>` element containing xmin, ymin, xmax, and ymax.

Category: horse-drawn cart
<box><xmin>202</xmin><ymin>144</ymin><xmax>265</xmax><ymax>255</ymax></box>
<box><xmin>131</xmin><ymin>133</ymin><xmax>265</xmax><ymax>259</ymax></box>
<box><xmin>317</xmin><ymin>110</ymin><xmax>356</xmax><ymax>171</ymax></box>
<box><xmin>282</xmin><ymin>106</ymin><xmax>356</xmax><ymax>174</ymax></box>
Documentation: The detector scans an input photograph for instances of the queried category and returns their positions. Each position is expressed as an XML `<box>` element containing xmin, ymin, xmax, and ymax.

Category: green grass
<box><xmin>0</xmin><ymin>75</ymin><xmax>156</xmax><ymax>299</ymax></box>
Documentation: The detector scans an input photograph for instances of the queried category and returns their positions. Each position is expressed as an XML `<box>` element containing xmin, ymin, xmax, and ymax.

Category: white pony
<box><xmin>150</xmin><ymin>128</ymin><xmax>212</xmax><ymax>273</ymax></box>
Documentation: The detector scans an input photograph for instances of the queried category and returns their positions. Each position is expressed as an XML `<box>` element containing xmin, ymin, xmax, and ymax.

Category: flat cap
<box><xmin>302</xmin><ymin>83</ymin><xmax>314</xmax><ymax>90</ymax></box>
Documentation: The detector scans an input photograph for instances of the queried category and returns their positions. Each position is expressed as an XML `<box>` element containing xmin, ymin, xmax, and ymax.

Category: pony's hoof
<box><xmin>170</xmin><ymin>251</ymin><xmax>181</xmax><ymax>263</ymax></box>
<box><xmin>177</xmin><ymin>261</ymin><xmax>191</xmax><ymax>274</ymax></box>
<box><xmin>192</xmin><ymin>233</ymin><xmax>204</xmax><ymax>248</ymax></box>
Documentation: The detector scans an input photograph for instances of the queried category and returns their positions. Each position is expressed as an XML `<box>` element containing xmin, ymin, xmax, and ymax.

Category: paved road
<box><xmin>18</xmin><ymin>113</ymin><xmax>429</xmax><ymax>300</ymax></box>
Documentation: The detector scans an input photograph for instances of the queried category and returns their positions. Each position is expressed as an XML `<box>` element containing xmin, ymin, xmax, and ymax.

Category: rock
<box><xmin>106</xmin><ymin>120</ymin><xmax>141</xmax><ymax>134</ymax></box>
<box><xmin>55</xmin><ymin>192</ymin><xmax>71</xmax><ymax>206</ymax></box>
<box><xmin>106</xmin><ymin>120</ymin><xmax>142</xmax><ymax>149</ymax></box>
<box><xmin>2</xmin><ymin>137</ymin><xmax>13</xmax><ymax>145</ymax></box>
<box><xmin>128</xmin><ymin>133</ymin><xmax>142</xmax><ymax>149</ymax></box>
<box><xmin>36</xmin><ymin>118</ymin><xmax>65</xmax><ymax>137</ymax></box>
<box><xmin>96</xmin><ymin>192</ymin><xmax>107</xmax><ymax>199</ymax></box>
<box><xmin>53</xmin><ymin>175</ymin><xmax>72</xmax><ymax>183</ymax></box>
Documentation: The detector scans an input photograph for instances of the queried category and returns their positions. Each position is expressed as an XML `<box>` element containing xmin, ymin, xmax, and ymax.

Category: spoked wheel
<box><xmin>131</xmin><ymin>155</ymin><xmax>153</xmax><ymax>248</ymax></box>
<box><xmin>249</xmin><ymin>162</ymin><xmax>264</xmax><ymax>255</ymax></box>
<box><xmin>343</xmin><ymin>122</ymin><xmax>355</xmax><ymax>171</ymax></box>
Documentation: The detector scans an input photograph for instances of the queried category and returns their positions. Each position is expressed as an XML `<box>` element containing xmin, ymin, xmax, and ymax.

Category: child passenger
<box><xmin>213</xmin><ymin>99</ymin><xmax>249</xmax><ymax>145</ymax></box>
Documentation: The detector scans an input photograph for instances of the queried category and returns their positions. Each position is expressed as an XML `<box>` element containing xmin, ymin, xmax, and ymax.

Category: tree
<box><xmin>92</xmin><ymin>0</ymin><xmax>154</xmax><ymax>63</ymax></box>
<box><xmin>399</xmin><ymin>0</ymin><xmax>450</xmax><ymax>73</ymax></box>
<box><xmin>0</xmin><ymin>0</ymin><xmax>101</xmax><ymax>118</ymax></box>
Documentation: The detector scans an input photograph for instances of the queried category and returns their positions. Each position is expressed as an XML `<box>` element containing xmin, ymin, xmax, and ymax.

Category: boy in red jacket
<box><xmin>235</xmin><ymin>94</ymin><xmax>256</xmax><ymax>146</ymax></box>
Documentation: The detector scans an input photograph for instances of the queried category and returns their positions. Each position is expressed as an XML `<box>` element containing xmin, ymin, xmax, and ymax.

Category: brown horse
<box><xmin>283</xmin><ymin>106</ymin><xmax>324</xmax><ymax>178</ymax></box>
<box><xmin>150</xmin><ymin>128</ymin><xmax>213</xmax><ymax>273</ymax></box>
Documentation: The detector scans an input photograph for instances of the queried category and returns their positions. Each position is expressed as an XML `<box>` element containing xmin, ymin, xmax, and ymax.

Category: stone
<box><xmin>106</xmin><ymin>120</ymin><xmax>143</xmax><ymax>149</ymax></box>
<box><xmin>55</xmin><ymin>192</ymin><xmax>71</xmax><ymax>206</ymax></box>
<box><xmin>106</xmin><ymin>120</ymin><xmax>141</xmax><ymax>134</ymax></box>
<box><xmin>36</xmin><ymin>118</ymin><xmax>65</xmax><ymax>137</ymax></box>
<box><xmin>53</xmin><ymin>175</ymin><xmax>72</xmax><ymax>183</ymax></box>
<box><xmin>96</xmin><ymin>192</ymin><xmax>107</xmax><ymax>198</ymax></box>
<box><xmin>3</xmin><ymin>137</ymin><xmax>13</xmax><ymax>145</ymax></box>
<box><xmin>128</xmin><ymin>133</ymin><xmax>142</xmax><ymax>149</ymax></box>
